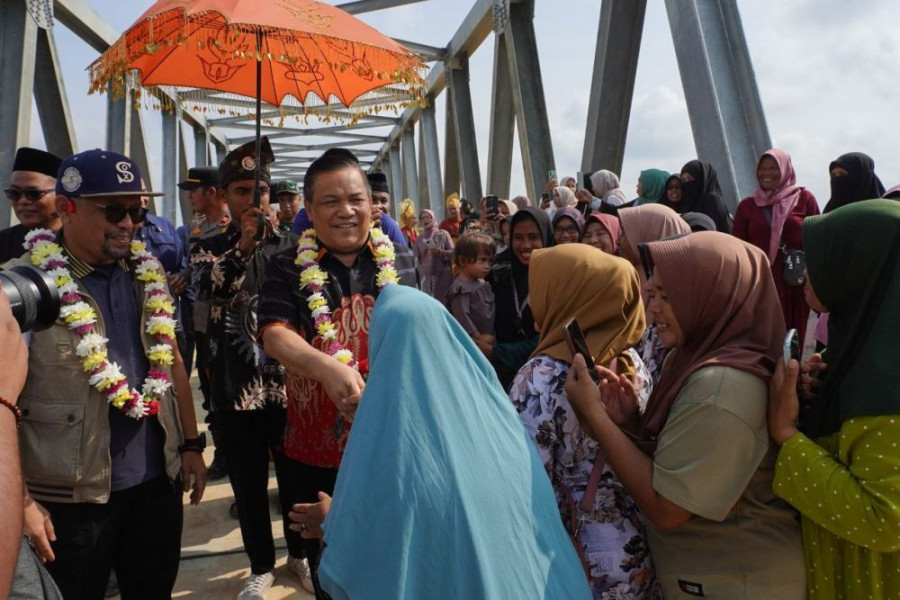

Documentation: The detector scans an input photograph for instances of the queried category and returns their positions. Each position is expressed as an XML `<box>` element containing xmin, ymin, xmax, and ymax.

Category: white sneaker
<box><xmin>237</xmin><ymin>569</ymin><xmax>275</xmax><ymax>599</ymax></box>
<box><xmin>286</xmin><ymin>556</ymin><xmax>314</xmax><ymax>593</ymax></box>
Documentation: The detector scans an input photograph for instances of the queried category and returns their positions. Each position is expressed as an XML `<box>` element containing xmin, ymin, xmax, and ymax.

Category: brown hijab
<box><xmin>529</xmin><ymin>244</ymin><xmax>645</xmax><ymax>377</ymax></box>
<box><xmin>618</xmin><ymin>203</ymin><xmax>691</xmax><ymax>303</ymax></box>
<box><xmin>638</xmin><ymin>232</ymin><xmax>785</xmax><ymax>441</ymax></box>
<box><xmin>618</xmin><ymin>203</ymin><xmax>691</xmax><ymax>249</ymax></box>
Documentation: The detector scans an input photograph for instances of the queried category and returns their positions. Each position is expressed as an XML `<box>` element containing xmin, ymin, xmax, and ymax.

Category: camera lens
<box><xmin>0</xmin><ymin>265</ymin><xmax>61</xmax><ymax>332</ymax></box>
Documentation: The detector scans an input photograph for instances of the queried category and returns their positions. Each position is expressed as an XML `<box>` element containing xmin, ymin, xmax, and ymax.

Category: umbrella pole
<box><xmin>253</xmin><ymin>29</ymin><xmax>264</xmax><ymax>240</ymax></box>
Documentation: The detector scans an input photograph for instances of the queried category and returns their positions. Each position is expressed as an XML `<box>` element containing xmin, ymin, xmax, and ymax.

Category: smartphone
<box><xmin>540</xmin><ymin>192</ymin><xmax>550</xmax><ymax>207</ymax></box>
<box><xmin>582</xmin><ymin>172</ymin><xmax>593</xmax><ymax>193</ymax></box>
<box><xmin>548</xmin><ymin>169</ymin><xmax>557</xmax><ymax>181</ymax></box>
<box><xmin>485</xmin><ymin>195</ymin><xmax>499</xmax><ymax>216</ymax></box>
<box><xmin>564</xmin><ymin>318</ymin><xmax>600</xmax><ymax>384</ymax></box>
<box><xmin>783</xmin><ymin>328</ymin><xmax>800</xmax><ymax>366</ymax></box>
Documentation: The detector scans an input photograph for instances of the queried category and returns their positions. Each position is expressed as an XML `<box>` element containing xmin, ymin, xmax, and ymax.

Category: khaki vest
<box><xmin>6</xmin><ymin>253</ymin><xmax>184</xmax><ymax>504</ymax></box>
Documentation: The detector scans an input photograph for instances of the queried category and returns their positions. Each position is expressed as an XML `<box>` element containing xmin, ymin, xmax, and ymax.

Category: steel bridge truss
<box><xmin>1</xmin><ymin>0</ymin><xmax>770</xmax><ymax>225</ymax></box>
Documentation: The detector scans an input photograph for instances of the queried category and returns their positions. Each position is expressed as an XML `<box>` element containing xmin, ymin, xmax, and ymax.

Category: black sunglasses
<box><xmin>4</xmin><ymin>188</ymin><xmax>55</xmax><ymax>202</ymax></box>
<box><xmin>79</xmin><ymin>199</ymin><xmax>148</xmax><ymax>224</ymax></box>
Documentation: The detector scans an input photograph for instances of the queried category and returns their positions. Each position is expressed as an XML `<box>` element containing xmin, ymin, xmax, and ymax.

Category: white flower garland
<box><xmin>25</xmin><ymin>229</ymin><xmax>178</xmax><ymax>419</ymax></box>
<box><xmin>295</xmin><ymin>227</ymin><xmax>399</xmax><ymax>372</ymax></box>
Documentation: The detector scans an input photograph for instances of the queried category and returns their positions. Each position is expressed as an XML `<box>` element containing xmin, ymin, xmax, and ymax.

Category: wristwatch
<box><xmin>178</xmin><ymin>433</ymin><xmax>207</xmax><ymax>454</ymax></box>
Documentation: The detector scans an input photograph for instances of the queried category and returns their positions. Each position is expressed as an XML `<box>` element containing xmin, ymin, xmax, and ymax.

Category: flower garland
<box><xmin>25</xmin><ymin>229</ymin><xmax>178</xmax><ymax>420</ymax></box>
<box><xmin>295</xmin><ymin>227</ymin><xmax>400</xmax><ymax>372</ymax></box>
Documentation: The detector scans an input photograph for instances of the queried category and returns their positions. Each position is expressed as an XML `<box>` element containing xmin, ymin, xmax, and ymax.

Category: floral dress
<box><xmin>635</xmin><ymin>324</ymin><xmax>668</xmax><ymax>387</ymax></box>
<box><xmin>510</xmin><ymin>351</ymin><xmax>662</xmax><ymax>600</ymax></box>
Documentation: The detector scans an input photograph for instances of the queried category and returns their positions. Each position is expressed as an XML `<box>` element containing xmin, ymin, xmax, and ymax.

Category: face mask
<box><xmin>829</xmin><ymin>175</ymin><xmax>860</xmax><ymax>204</ymax></box>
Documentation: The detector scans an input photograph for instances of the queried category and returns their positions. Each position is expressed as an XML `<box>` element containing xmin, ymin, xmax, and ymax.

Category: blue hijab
<box><xmin>318</xmin><ymin>285</ymin><xmax>590</xmax><ymax>600</ymax></box>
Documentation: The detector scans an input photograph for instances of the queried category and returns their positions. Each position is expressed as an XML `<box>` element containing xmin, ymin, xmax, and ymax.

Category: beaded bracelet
<box><xmin>0</xmin><ymin>395</ymin><xmax>22</xmax><ymax>428</ymax></box>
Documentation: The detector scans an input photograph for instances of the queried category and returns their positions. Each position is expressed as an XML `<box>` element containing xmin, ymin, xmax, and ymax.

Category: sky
<box><xmin>28</xmin><ymin>0</ymin><xmax>900</xmax><ymax>224</ymax></box>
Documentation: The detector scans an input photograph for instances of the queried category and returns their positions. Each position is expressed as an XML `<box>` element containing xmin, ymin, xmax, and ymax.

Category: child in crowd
<box><xmin>446</xmin><ymin>232</ymin><xmax>496</xmax><ymax>350</ymax></box>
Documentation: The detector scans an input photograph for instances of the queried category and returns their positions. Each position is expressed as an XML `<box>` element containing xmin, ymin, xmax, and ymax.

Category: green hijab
<box><xmin>634</xmin><ymin>168</ymin><xmax>670</xmax><ymax>206</ymax></box>
<box><xmin>802</xmin><ymin>199</ymin><xmax>900</xmax><ymax>438</ymax></box>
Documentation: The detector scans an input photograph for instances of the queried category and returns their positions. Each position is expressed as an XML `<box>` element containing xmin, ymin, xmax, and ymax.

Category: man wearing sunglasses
<box><xmin>3</xmin><ymin>148</ymin><xmax>207</xmax><ymax>599</ymax></box>
<box><xmin>0</xmin><ymin>147</ymin><xmax>63</xmax><ymax>263</ymax></box>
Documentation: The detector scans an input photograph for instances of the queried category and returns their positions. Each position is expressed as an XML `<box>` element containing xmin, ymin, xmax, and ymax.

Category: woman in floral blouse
<box><xmin>509</xmin><ymin>244</ymin><xmax>662</xmax><ymax>599</ymax></box>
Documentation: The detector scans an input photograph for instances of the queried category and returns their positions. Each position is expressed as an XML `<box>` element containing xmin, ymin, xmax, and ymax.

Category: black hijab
<box><xmin>657</xmin><ymin>174</ymin><xmax>682</xmax><ymax>211</ymax></box>
<box><xmin>676</xmin><ymin>160</ymin><xmax>733</xmax><ymax>233</ymax></box>
<box><xmin>490</xmin><ymin>208</ymin><xmax>553</xmax><ymax>342</ymax></box>
<box><xmin>823</xmin><ymin>152</ymin><xmax>886</xmax><ymax>214</ymax></box>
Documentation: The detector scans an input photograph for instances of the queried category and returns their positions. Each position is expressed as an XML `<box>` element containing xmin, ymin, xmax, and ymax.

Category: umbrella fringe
<box><xmin>88</xmin><ymin>11</ymin><xmax>426</xmax><ymax>108</ymax></box>
<box><xmin>123</xmin><ymin>84</ymin><xmax>427</xmax><ymax>128</ymax></box>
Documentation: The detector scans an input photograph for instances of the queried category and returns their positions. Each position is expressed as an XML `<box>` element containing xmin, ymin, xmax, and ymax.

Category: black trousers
<box><xmin>217</xmin><ymin>409</ymin><xmax>304</xmax><ymax>574</ymax></box>
<box><xmin>43</xmin><ymin>475</ymin><xmax>183</xmax><ymax>600</ymax></box>
<box><xmin>280</xmin><ymin>458</ymin><xmax>339</xmax><ymax>600</ymax></box>
<box><xmin>177</xmin><ymin>328</ymin><xmax>194</xmax><ymax>377</ymax></box>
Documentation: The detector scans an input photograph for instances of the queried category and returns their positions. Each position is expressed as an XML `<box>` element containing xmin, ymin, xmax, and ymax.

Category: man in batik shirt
<box><xmin>259</xmin><ymin>149</ymin><xmax>419</xmax><ymax>598</ymax></box>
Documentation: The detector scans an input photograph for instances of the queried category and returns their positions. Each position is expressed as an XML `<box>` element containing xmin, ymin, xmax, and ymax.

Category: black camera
<box><xmin>0</xmin><ymin>265</ymin><xmax>61</xmax><ymax>332</ymax></box>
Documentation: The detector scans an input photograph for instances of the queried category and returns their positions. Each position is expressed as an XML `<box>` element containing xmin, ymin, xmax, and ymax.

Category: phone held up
<box><xmin>564</xmin><ymin>318</ymin><xmax>600</xmax><ymax>384</ymax></box>
<box><xmin>783</xmin><ymin>328</ymin><xmax>800</xmax><ymax>366</ymax></box>
<box><xmin>485</xmin><ymin>195</ymin><xmax>500</xmax><ymax>219</ymax></box>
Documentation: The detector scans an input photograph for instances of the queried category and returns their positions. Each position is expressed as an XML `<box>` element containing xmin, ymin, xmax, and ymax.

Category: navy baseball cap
<box><xmin>178</xmin><ymin>166</ymin><xmax>221</xmax><ymax>190</ymax></box>
<box><xmin>56</xmin><ymin>149</ymin><xmax>163</xmax><ymax>198</ymax></box>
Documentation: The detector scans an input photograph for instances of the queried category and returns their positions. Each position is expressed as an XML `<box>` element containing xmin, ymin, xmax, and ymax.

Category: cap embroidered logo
<box><xmin>61</xmin><ymin>167</ymin><xmax>83</xmax><ymax>193</ymax></box>
<box><xmin>115</xmin><ymin>161</ymin><xmax>135</xmax><ymax>184</ymax></box>
<box><xmin>241</xmin><ymin>156</ymin><xmax>256</xmax><ymax>171</ymax></box>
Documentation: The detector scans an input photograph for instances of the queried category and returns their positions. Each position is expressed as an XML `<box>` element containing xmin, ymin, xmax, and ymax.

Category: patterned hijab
<box><xmin>529</xmin><ymin>245</ymin><xmax>644</xmax><ymax>378</ymax></box>
<box><xmin>801</xmin><ymin>200</ymin><xmax>900</xmax><ymax>438</ymax></box>
<box><xmin>638</xmin><ymin>232</ymin><xmax>785</xmax><ymax>442</ymax></box>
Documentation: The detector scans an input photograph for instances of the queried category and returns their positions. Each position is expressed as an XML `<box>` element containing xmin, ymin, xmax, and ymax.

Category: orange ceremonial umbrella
<box><xmin>89</xmin><ymin>0</ymin><xmax>424</xmax><ymax>113</ymax></box>
<box><xmin>89</xmin><ymin>0</ymin><xmax>424</xmax><ymax>225</ymax></box>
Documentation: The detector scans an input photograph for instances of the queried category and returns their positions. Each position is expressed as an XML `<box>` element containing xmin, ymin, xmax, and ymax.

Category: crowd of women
<box><xmin>305</xmin><ymin>148</ymin><xmax>899</xmax><ymax>600</ymax></box>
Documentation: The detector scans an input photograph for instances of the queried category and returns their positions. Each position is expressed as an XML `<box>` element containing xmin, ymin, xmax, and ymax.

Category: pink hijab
<box><xmin>618</xmin><ymin>204</ymin><xmax>691</xmax><ymax>249</ymax></box>
<box><xmin>752</xmin><ymin>148</ymin><xmax>802</xmax><ymax>263</ymax></box>
<box><xmin>585</xmin><ymin>213</ymin><xmax>621</xmax><ymax>253</ymax></box>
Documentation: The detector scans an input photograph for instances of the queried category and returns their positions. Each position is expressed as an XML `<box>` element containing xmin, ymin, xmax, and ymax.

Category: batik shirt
<box><xmin>258</xmin><ymin>237</ymin><xmax>419</xmax><ymax>468</ymax></box>
<box><xmin>510</xmin><ymin>351</ymin><xmax>662</xmax><ymax>600</ymax></box>
<box><xmin>191</xmin><ymin>224</ymin><xmax>295</xmax><ymax>411</ymax></box>
<box><xmin>186</xmin><ymin>211</ymin><xmax>231</xmax><ymax>333</ymax></box>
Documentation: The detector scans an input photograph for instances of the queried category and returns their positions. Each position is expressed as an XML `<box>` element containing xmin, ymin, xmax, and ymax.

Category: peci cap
<box><xmin>178</xmin><ymin>166</ymin><xmax>221</xmax><ymax>190</ymax></box>
<box><xmin>55</xmin><ymin>149</ymin><xmax>163</xmax><ymax>198</ymax></box>
<box><xmin>219</xmin><ymin>137</ymin><xmax>275</xmax><ymax>188</ymax></box>
<box><xmin>12</xmin><ymin>147</ymin><xmax>62</xmax><ymax>178</ymax></box>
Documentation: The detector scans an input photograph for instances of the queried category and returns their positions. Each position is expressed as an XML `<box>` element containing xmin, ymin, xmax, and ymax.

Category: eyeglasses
<box><xmin>79</xmin><ymin>199</ymin><xmax>148</xmax><ymax>224</ymax></box>
<box><xmin>4</xmin><ymin>188</ymin><xmax>55</xmax><ymax>202</ymax></box>
<box><xmin>555</xmin><ymin>226</ymin><xmax>579</xmax><ymax>236</ymax></box>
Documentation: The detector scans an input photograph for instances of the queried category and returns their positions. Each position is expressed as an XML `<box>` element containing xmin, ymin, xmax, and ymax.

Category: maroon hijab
<box><xmin>638</xmin><ymin>232</ymin><xmax>785</xmax><ymax>442</ymax></box>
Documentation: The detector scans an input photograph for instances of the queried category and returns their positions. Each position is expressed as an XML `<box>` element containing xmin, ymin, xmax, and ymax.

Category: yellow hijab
<box><xmin>529</xmin><ymin>245</ymin><xmax>645</xmax><ymax>376</ymax></box>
